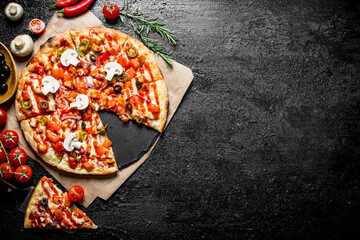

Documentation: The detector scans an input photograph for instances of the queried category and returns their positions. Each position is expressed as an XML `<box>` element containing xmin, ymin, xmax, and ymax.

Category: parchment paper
<box><xmin>2</xmin><ymin>11</ymin><xmax>193</xmax><ymax>207</ymax></box>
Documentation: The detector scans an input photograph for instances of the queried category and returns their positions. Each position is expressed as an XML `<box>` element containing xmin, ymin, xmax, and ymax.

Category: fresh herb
<box><xmin>119</xmin><ymin>0</ymin><xmax>176</xmax><ymax>67</ymax></box>
<box><xmin>130</xmin><ymin>21</ymin><xmax>174</xmax><ymax>67</ymax></box>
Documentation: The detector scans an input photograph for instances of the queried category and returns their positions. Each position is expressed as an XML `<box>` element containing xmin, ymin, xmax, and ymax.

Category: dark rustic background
<box><xmin>1</xmin><ymin>0</ymin><xmax>360</xmax><ymax>239</ymax></box>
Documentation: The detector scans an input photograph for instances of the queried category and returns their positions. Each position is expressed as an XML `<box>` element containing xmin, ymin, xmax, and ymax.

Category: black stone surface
<box><xmin>1</xmin><ymin>0</ymin><xmax>360</xmax><ymax>239</ymax></box>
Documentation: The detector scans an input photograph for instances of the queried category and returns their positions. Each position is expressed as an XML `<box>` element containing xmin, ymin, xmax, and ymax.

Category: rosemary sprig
<box><xmin>120</xmin><ymin>0</ymin><xmax>176</xmax><ymax>46</ymax></box>
<box><xmin>119</xmin><ymin>0</ymin><xmax>176</xmax><ymax>67</ymax></box>
<box><xmin>130</xmin><ymin>21</ymin><xmax>174</xmax><ymax>67</ymax></box>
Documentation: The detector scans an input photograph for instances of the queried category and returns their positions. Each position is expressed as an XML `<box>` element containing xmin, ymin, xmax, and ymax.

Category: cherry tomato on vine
<box><xmin>14</xmin><ymin>165</ymin><xmax>32</xmax><ymax>183</ymax></box>
<box><xmin>8</xmin><ymin>147</ymin><xmax>27</xmax><ymax>167</ymax></box>
<box><xmin>0</xmin><ymin>147</ymin><xmax>7</xmax><ymax>163</ymax></box>
<box><xmin>28</xmin><ymin>19</ymin><xmax>45</xmax><ymax>34</ymax></box>
<box><xmin>103</xmin><ymin>3</ymin><xmax>120</xmax><ymax>20</ymax></box>
<box><xmin>0</xmin><ymin>162</ymin><xmax>14</xmax><ymax>179</ymax></box>
<box><xmin>0</xmin><ymin>108</ymin><xmax>7</xmax><ymax>125</ymax></box>
<box><xmin>68</xmin><ymin>185</ymin><xmax>84</xmax><ymax>202</ymax></box>
<box><xmin>0</xmin><ymin>130</ymin><xmax>19</xmax><ymax>148</ymax></box>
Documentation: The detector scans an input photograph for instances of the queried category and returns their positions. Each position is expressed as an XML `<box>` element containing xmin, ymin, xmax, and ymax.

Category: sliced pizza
<box><xmin>20</xmin><ymin>108</ymin><xmax>118</xmax><ymax>175</ymax></box>
<box><xmin>24</xmin><ymin>176</ymin><xmax>97</xmax><ymax>229</ymax></box>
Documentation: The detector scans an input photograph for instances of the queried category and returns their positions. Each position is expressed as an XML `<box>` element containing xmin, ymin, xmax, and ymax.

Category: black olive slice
<box><xmin>40</xmin><ymin>197</ymin><xmax>48</xmax><ymax>206</ymax></box>
<box><xmin>136</xmin><ymin>81</ymin><xmax>142</xmax><ymax>89</ymax></box>
<box><xmin>81</xmin><ymin>122</ymin><xmax>86</xmax><ymax>129</ymax></box>
<box><xmin>114</xmin><ymin>85</ymin><xmax>122</xmax><ymax>94</ymax></box>
<box><xmin>90</xmin><ymin>55</ymin><xmax>96</xmax><ymax>62</ymax></box>
<box><xmin>125</xmin><ymin>103</ymin><xmax>132</xmax><ymax>110</ymax></box>
<box><xmin>40</xmin><ymin>101</ymin><xmax>48</xmax><ymax>109</ymax></box>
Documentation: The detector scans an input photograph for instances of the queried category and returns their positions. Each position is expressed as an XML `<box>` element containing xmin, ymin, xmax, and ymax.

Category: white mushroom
<box><xmin>5</xmin><ymin>3</ymin><xmax>23</xmax><ymax>21</ymax></box>
<box><xmin>70</xmin><ymin>94</ymin><xmax>89</xmax><ymax>110</ymax></box>
<box><xmin>10</xmin><ymin>35</ymin><xmax>34</xmax><ymax>57</ymax></box>
<box><xmin>41</xmin><ymin>76</ymin><xmax>60</xmax><ymax>95</ymax></box>
<box><xmin>104</xmin><ymin>62</ymin><xmax>123</xmax><ymax>81</ymax></box>
<box><xmin>63</xmin><ymin>133</ymin><xmax>82</xmax><ymax>152</ymax></box>
<box><xmin>60</xmin><ymin>49</ymin><xmax>80</xmax><ymax>67</ymax></box>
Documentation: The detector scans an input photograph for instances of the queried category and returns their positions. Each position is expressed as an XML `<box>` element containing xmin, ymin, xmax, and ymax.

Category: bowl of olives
<box><xmin>0</xmin><ymin>42</ymin><xmax>18</xmax><ymax>104</ymax></box>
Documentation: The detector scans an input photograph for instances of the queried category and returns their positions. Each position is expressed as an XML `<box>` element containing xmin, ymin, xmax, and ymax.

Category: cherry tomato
<box><xmin>28</xmin><ymin>19</ymin><xmax>45</xmax><ymax>34</ymax></box>
<box><xmin>103</xmin><ymin>3</ymin><xmax>120</xmax><ymax>20</ymax></box>
<box><xmin>8</xmin><ymin>147</ymin><xmax>27</xmax><ymax>167</ymax></box>
<box><xmin>14</xmin><ymin>165</ymin><xmax>32</xmax><ymax>183</ymax></box>
<box><xmin>0</xmin><ymin>130</ymin><xmax>19</xmax><ymax>149</ymax></box>
<box><xmin>0</xmin><ymin>147</ymin><xmax>7</xmax><ymax>163</ymax></box>
<box><xmin>68</xmin><ymin>185</ymin><xmax>84</xmax><ymax>202</ymax></box>
<box><xmin>0</xmin><ymin>162</ymin><xmax>14</xmax><ymax>179</ymax></box>
<box><xmin>0</xmin><ymin>108</ymin><xmax>7</xmax><ymax>125</ymax></box>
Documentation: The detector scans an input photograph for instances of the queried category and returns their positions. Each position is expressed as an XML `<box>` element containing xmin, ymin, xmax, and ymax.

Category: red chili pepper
<box><xmin>50</xmin><ymin>0</ymin><xmax>80</xmax><ymax>9</ymax></box>
<box><xmin>97</xmin><ymin>51</ymin><xmax>111</xmax><ymax>64</ymax></box>
<box><xmin>57</xmin><ymin>0</ymin><xmax>95</xmax><ymax>17</ymax></box>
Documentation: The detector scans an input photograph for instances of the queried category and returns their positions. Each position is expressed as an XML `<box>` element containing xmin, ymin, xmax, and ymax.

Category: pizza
<box><xmin>15</xmin><ymin>27</ymin><xmax>168</xmax><ymax>175</ymax></box>
<box><xmin>24</xmin><ymin>176</ymin><xmax>97</xmax><ymax>229</ymax></box>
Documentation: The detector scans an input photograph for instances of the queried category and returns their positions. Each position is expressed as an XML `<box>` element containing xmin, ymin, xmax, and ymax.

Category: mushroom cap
<box><xmin>10</xmin><ymin>35</ymin><xmax>34</xmax><ymax>57</ymax></box>
<box><xmin>5</xmin><ymin>3</ymin><xmax>23</xmax><ymax>21</ymax></box>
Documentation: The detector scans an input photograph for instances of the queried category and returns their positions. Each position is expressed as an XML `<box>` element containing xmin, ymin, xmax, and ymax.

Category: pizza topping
<box><xmin>60</xmin><ymin>49</ymin><xmax>80</xmax><ymax>67</ymax></box>
<box><xmin>39</xmin><ymin>116</ymin><xmax>49</xmax><ymax>126</ymax></box>
<box><xmin>41</xmin><ymin>76</ymin><xmax>60</xmax><ymax>95</ymax></box>
<box><xmin>64</xmin><ymin>133</ymin><xmax>82</xmax><ymax>152</ymax></box>
<box><xmin>70</xmin><ymin>94</ymin><xmax>89</xmax><ymax>110</ymax></box>
<box><xmin>78</xmin><ymin>39</ymin><xmax>92</xmax><ymax>57</ymax></box>
<box><xmin>90</xmin><ymin>54</ymin><xmax>96</xmax><ymax>62</ymax></box>
<box><xmin>21</xmin><ymin>99</ymin><xmax>32</xmax><ymax>110</ymax></box>
<box><xmin>136</xmin><ymin>81</ymin><xmax>142</xmax><ymax>89</ymax></box>
<box><xmin>125</xmin><ymin>103</ymin><xmax>132</xmax><ymax>110</ymax></box>
<box><xmin>114</xmin><ymin>85</ymin><xmax>121</xmax><ymax>94</ymax></box>
<box><xmin>79</xmin><ymin>130</ymin><xmax>87</xmax><ymax>142</ymax></box>
<box><xmin>40</xmin><ymin>101</ymin><xmax>48</xmax><ymax>109</ymax></box>
<box><xmin>81</xmin><ymin>122</ymin><xmax>86</xmax><ymax>129</ymax></box>
<box><xmin>40</xmin><ymin>197</ymin><xmax>48</xmax><ymax>206</ymax></box>
<box><xmin>126</xmin><ymin>46</ymin><xmax>138</xmax><ymax>58</ymax></box>
<box><xmin>104</xmin><ymin>62</ymin><xmax>123</xmax><ymax>81</ymax></box>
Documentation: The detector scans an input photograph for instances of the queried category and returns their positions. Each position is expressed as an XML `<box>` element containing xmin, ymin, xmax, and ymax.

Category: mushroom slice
<box><xmin>104</xmin><ymin>62</ymin><xmax>123</xmax><ymax>81</ymax></box>
<box><xmin>41</xmin><ymin>76</ymin><xmax>60</xmax><ymax>95</ymax></box>
<box><xmin>70</xmin><ymin>94</ymin><xmax>89</xmax><ymax>110</ymax></box>
<box><xmin>60</xmin><ymin>49</ymin><xmax>80</xmax><ymax>67</ymax></box>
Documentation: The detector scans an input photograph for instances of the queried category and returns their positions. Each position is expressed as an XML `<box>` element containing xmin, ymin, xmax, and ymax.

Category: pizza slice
<box><xmin>20</xmin><ymin>108</ymin><xmax>118</xmax><ymax>175</ymax></box>
<box><xmin>16</xmin><ymin>31</ymin><xmax>79</xmax><ymax>120</ymax></box>
<box><xmin>24</xmin><ymin>176</ymin><xmax>97</xmax><ymax>229</ymax></box>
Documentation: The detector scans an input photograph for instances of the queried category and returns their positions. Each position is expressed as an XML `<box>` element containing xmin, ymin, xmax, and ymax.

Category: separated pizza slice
<box><xmin>24</xmin><ymin>176</ymin><xmax>97</xmax><ymax>229</ymax></box>
<box><xmin>16</xmin><ymin>31</ymin><xmax>79</xmax><ymax>120</ymax></box>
